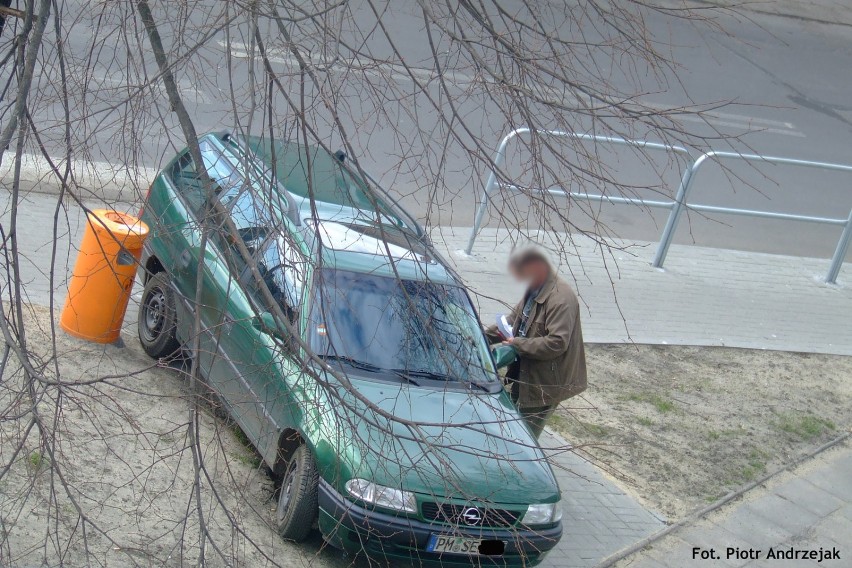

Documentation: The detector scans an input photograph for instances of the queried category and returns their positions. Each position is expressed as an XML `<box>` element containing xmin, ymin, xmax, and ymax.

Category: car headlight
<box><xmin>345</xmin><ymin>478</ymin><xmax>417</xmax><ymax>514</ymax></box>
<box><xmin>523</xmin><ymin>502</ymin><xmax>562</xmax><ymax>526</ymax></box>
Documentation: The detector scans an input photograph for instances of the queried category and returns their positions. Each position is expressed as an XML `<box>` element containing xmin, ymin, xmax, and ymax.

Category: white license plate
<box><xmin>426</xmin><ymin>534</ymin><xmax>505</xmax><ymax>556</ymax></box>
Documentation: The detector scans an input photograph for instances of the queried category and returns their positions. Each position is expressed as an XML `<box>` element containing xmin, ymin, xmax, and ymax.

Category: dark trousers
<box><xmin>507</xmin><ymin>362</ymin><xmax>556</xmax><ymax>439</ymax></box>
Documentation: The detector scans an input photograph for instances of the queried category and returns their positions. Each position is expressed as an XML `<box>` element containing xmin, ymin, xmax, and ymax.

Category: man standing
<box><xmin>486</xmin><ymin>247</ymin><xmax>587</xmax><ymax>438</ymax></box>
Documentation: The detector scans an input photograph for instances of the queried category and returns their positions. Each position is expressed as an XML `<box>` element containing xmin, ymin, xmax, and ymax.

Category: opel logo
<box><xmin>461</xmin><ymin>507</ymin><xmax>482</xmax><ymax>526</ymax></box>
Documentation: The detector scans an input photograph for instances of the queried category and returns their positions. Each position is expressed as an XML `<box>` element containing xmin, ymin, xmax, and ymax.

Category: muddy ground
<box><xmin>548</xmin><ymin>344</ymin><xmax>852</xmax><ymax>520</ymax></box>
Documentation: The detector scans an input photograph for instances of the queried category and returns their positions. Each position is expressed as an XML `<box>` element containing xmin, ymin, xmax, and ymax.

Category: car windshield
<box><xmin>309</xmin><ymin>269</ymin><xmax>497</xmax><ymax>385</ymax></box>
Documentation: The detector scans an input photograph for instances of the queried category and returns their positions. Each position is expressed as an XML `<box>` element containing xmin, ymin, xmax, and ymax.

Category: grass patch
<box><xmin>548</xmin><ymin>414</ymin><xmax>611</xmax><ymax>438</ymax></box>
<box><xmin>28</xmin><ymin>451</ymin><xmax>48</xmax><ymax>472</ymax></box>
<box><xmin>579</xmin><ymin>422</ymin><xmax>610</xmax><ymax>438</ymax></box>
<box><xmin>775</xmin><ymin>413</ymin><xmax>835</xmax><ymax>441</ymax></box>
<box><xmin>546</xmin><ymin>413</ymin><xmax>568</xmax><ymax>429</ymax></box>
<box><xmin>739</xmin><ymin>449</ymin><xmax>768</xmax><ymax>482</ymax></box>
<box><xmin>232</xmin><ymin>424</ymin><xmax>253</xmax><ymax>448</ymax></box>
<box><xmin>231</xmin><ymin>424</ymin><xmax>262</xmax><ymax>468</ymax></box>
<box><xmin>707</xmin><ymin>427</ymin><xmax>745</xmax><ymax>441</ymax></box>
<box><xmin>636</xmin><ymin>416</ymin><xmax>655</xmax><ymax>427</ymax></box>
<box><xmin>231</xmin><ymin>452</ymin><xmax>262</xmax><ymax>468</ymax></box>
<box><xmin>626</xmin><ymin>392</ymin><xmax>675</xmax><ymax>413</ymax></box>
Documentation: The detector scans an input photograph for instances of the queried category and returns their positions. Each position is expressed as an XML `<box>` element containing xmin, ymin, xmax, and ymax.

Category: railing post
<box><xmin>652</xmin><ymin>155</ymin><xmax>702</xmax><ymax>268</ymax></box>
<box><xmin>465</xmin><ymin>129</ymin><xmax>525</xmax><ymax>255</ymax></box>
<box><xmin>826</xmin><ymin>207</ymin><xmax>852</xmax><ymax>284</ymax></box>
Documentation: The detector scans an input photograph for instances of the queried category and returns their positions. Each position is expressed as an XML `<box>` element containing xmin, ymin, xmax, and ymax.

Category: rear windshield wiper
<box><xmin>320</xmin><ymin>355</ymin><xmax>383</xmax><ymax>373</ymax></box>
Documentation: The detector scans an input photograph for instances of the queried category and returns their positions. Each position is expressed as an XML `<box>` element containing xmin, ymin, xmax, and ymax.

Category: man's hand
<box><xmin>502</xmin><ymin>337</ymin><xmax>515</xmax><ymax>345</ymax></box>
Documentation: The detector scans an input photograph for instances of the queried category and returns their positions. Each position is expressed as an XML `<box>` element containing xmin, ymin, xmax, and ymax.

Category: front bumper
<box><xmin>317</xmin><ymin>480</ymin><xmax>562</xmax><ymax>567</ymax></box>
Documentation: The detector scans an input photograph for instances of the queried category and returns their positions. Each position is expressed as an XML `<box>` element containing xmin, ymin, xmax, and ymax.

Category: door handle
<box><xmin>178</xmin><ymin>249</ymin><xmax>192</xmax><ymax>269</ymax></box>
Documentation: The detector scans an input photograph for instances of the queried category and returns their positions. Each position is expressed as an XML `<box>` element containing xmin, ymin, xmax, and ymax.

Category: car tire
<box><xmin>138</xmin><ymin>272</ymin><xmax>181</xmax><ymax>359</ymax></box>
<box><xmin>275</xmin><ymin>444</ymin><xmax>319</xmax><ymax>542</ymax></box>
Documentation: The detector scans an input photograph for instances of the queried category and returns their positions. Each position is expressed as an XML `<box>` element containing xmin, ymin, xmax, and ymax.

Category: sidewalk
<box><xmin>431</xmin><ymin>227</ymin><xmax>852</xmax><ymax>356</ymax></box>
<box><xmin>610</xmin><ymin>441</ymin><xmax>851</xmax><ymax>568</ymax></box>
<box><xmin>540</xmin><ymin>430</ymin><xmax>666</xmax><ymax>567</ymax></box>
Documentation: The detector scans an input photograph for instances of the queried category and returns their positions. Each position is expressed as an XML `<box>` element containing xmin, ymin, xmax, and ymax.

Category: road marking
<box><xmin>643</xmin><ymin>103</ymin><xmax>804</xmax><ymax>138</ymax></box>
<box><xmin>223</xmin><ymin>40</ymin><xmax>803</xmax><ymax>139</ymax></box>
<box><xmin>86</xmin><ymin>68</ymin><xmax>214</xmax><ymax>105</ymax></box>
<box><xmin>222</xmin><ymin>40</ymin><xmax>482</xmax><ymax>86</ymax></box>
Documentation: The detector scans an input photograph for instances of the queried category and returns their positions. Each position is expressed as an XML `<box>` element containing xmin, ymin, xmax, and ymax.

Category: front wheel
<box><xmin>138</xmin><ymin>271</ymin><xmax>181</xmax><ymax>359</ymax></box>
<box><xmin>275</xmin><ymin>444</ymin><xmax>319</xmax><ymax>542</ymax></box>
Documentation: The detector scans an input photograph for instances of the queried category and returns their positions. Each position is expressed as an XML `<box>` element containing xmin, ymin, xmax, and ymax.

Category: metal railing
<box><xmin>466</xmin><ymin>128</ymin><xmax>852</xmax><ymax>284</ymax></box>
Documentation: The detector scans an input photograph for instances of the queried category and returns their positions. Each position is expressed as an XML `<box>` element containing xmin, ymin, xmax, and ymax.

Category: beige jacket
<box><xmin>487</xmin><ymin>272</ymin><xmax>587</xmax><ymax>408</ymax></box>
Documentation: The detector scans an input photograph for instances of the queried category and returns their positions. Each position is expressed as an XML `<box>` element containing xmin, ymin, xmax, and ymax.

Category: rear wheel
<box><xmin>275</xmin><ymin>444</ymin><xmax>319</xmax><ymax>542</ymax></box>
<box><xmin>138</xmin><ymin>272</ymin><xmax>181</xmax><ymax>359</ymax></box>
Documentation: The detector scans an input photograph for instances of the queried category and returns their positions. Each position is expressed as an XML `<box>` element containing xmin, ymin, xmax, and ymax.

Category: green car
<box><xmin>137</xmin><ymin>131</ymin><xmax>562</xmax><ymax>566</ymax></box>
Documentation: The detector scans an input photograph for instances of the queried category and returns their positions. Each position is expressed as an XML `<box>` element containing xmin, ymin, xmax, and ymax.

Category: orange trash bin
<box><xmin>60</xmin><ymin>209</ymin><xmax>149</xmax><ymax>343</ymax></box>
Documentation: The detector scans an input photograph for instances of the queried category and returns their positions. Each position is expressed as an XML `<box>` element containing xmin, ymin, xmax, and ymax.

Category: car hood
<box><xmin>327</xmin><ymin>376</ymin><xmax>561</xmax><ymax>505</ymax></box>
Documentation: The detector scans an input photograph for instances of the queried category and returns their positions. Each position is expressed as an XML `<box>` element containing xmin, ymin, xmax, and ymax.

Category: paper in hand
<box><xmin>496</xmin><ymin>314</ymin><xmax>513</xmax><ymax>340</ymax></box>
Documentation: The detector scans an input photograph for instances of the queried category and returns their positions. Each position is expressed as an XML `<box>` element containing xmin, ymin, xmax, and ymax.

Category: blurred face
<box><xmin>528</xmin><ymin>259</ymin><xmax>550</xmax><ymax>288</ymax></box>
<box><xmin>510</xmin><ymin>258</ymin><xmax>548</xmax><ymax>287</ymax></box>
<box><xmin>509</xmin><ymin>259</ymin><xmax>530</xmax><ymax>284</ymax></box>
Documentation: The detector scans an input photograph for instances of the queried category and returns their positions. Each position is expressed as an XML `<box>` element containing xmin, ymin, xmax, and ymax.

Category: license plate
<box><xmin>426</xmin><ymin>534</ymin><xmax>505</xmax><ymax>556</ymax></box>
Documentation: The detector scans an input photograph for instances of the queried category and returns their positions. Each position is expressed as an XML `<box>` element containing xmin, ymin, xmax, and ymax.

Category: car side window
<box><xmin>242</xmin><ymin>236</ymin><xmax>308</xmax><ymax>326</ymax></box>
<box><xmin>169</xmin><ymin>140</ymin><xmax>241</xmax><ymax>217</ymax></box>
<box><xmin>219</xmin><ymin>185</ymin><xmax>275</xmax><ymax>235</ymax></box>
<box><xmin>169</xmin><ymin>151</ymin><xmax>206</xmax><ymax>215</ymax></box>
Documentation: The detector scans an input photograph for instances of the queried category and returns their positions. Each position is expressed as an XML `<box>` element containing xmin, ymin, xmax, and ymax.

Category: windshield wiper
<box><xmin>465</xmin><ymin>380</ymin><xmax>494</xmax><ymax>393</ymax></box>
<box><xmin>320</xmin><ymin>355</ymin><xmax>383</xmax><ymax>373</ymax></box>
<box><xmin>390</xmin><ymin>371</ymin><xmax>422</xmax><ymax>386</ymax></box>
<box><xmin>391</xmin><ymin>368</ymin><xmax>499</xmax><ymax>393</ymax></box>
<box><xmin>390</xmin><ymin>369</ymin><xmax>456</xmax><ymax>382</ymax></box>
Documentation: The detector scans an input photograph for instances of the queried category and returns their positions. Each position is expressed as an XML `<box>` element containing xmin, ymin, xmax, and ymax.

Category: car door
<box><xmin>236</xmin><ymin>233</ymin><xmax>311</xmax><ymax>460</ymax></box>
<box><xmin>164</xmin><ymin>139</ymin><xmax>239</xmax><ymax>374</ymax></box>
<box><xmin>200</xmin><ymin>167</ymin><xmax>294</xmax><ymax>446</ymax></box>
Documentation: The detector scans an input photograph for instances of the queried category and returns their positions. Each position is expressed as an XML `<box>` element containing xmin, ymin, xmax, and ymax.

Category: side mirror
<box><xmin>252</xmin><ymin>311</ymin><xmax>288</xmax><ymax>340</ymax></box>
<box><xmin>491</xmin><ymin>344</ymin><xmax>517</xmax><ymax>369</ymax></box>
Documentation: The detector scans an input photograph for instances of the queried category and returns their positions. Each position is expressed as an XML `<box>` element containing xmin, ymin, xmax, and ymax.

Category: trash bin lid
<box><xmin>88</xmin><ymin>209</ymin><xmax>149</xmax><ymax>238</ymax></box>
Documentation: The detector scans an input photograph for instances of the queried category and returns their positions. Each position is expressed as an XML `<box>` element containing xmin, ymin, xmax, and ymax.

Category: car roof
<box><xmin>302</xmin><ymin>219</ymin><xmax>457</xmax><ymax>285</ymax></box>
<box><xmin>216</xmin><ymin>133</ymin><xmax>457</xmax><ymax>286</ymax></box>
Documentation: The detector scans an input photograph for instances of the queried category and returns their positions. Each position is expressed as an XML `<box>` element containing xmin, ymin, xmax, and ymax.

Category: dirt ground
<box><xmin>547</xmin><ymin>344</ymin><xmax>852</xmax><ymax>520</ymax></box>
<box><xmin>0</xmin><ymin>305</ymin><xmax>342</xmax><ymax>567</ymax></box>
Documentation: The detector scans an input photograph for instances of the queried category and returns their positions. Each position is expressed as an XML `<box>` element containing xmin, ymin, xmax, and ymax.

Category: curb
<box><xmin>0</xmin><ymin>152</ymin><xmax>157</xmax><ymax>203</ymax></box>
<box><xmin>595</xmin><ymin>432</ymin><xmax>851</xmax><ymax>567</ymax></box>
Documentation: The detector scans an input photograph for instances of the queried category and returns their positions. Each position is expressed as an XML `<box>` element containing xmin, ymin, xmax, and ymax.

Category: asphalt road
<box><xmin>15</xmin><ymin>1</ymin><xmax>852</xmax><ymax>259</ymax></box>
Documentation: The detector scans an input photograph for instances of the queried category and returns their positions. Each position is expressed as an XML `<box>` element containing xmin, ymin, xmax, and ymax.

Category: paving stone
<box><xmin>433</xmin><ymin>228</ymin><xmax>852</xmax><ymax>356</ymax></box>
<box><xmin>744</xmin><ymin>493</ymin><xmax>821</xmax><ymax>537</ymax></box>
<box><xmin>722</xmin><ymin>505</ymin><xmax>797</xmax><ymax>549</ymax></box>
<box><xmin>806</xmin><ymin>512</ymin><xmax>852</xmax><ymax>548</ymax></box>
<box><xmin>772</xmin><ymin>477</ymin><xmax>843</xmax><ymax>518</ymax></box>
<box><xmin>806</xmin><ymin>465</ymin><xmax>852</xmax><ymax>501</ymax></box>
<box><xmin>537</xmin><ymin>430</ymin><xmax>665</xmax><ymax>567</ymax></box>
<box><xmin>678</xmin><ymin>522</ymin><xmax>757</xmax><ymax>567</ymax></box>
